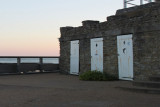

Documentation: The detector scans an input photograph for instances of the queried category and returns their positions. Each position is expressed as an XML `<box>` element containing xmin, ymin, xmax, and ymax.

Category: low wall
<box><xmin>0</xmin><ymin>63</ymin><xmax>17</xmax><ymax>74</ymax></box>
<box><xmin>0</xmin><ymin>56</ymin><xmax>59</xmax><ymax>74</ymax></box>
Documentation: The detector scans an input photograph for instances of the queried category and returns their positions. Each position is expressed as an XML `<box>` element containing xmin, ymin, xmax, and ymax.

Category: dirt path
<box><xmin>0</xmin><ymin>73</ymin><xmax>159</xmax><ymax>107</ymax></box>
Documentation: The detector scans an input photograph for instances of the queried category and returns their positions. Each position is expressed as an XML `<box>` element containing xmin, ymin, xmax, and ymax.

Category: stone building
<box><xmin>59</xmin><ymin>2</ymin><xmax>160</xmax><ymax>80</ymax></box>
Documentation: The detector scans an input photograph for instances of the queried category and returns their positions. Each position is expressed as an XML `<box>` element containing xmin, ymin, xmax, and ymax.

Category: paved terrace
<box><xmin>0</xmin><ymin>73</ymin><xmax>159</xmax><ymax>107</ymax></box>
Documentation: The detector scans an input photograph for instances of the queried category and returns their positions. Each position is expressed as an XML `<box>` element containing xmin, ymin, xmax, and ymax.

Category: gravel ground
<box><xmin>0</xmin><ymin>73</ymin><xmax>159</xmax><ymax>107</ymax></box>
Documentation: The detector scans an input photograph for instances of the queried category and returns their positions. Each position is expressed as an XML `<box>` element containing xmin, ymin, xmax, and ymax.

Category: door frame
<box><xmin>70</xmin><ymin>40</ymin><xmax>79</xmax><ymax>75</ymax></box>
<box><xmin>91</xmin><ymin>38</ymin><xmax>103</xmax><ymax>72</ymax></box>
<box><xmin>117</xmin><ymin>34</ymin><xmax>133</xmax><ymax>80</ymax></box>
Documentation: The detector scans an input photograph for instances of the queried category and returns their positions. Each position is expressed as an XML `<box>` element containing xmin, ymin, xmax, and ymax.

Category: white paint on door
<box><xmin>70</xmin><ymin>40</ymin><xmax>79</xmax><ymax>75</ymax></box>
<box><xmin>117</xmin><ymin>34</ymin><xmax>133</xmax><ymax>80</ymax></box>
<box><xmin>91</xmin><ymin>38</ymin><xmax>103</xmax><ymax>72</ymax></box>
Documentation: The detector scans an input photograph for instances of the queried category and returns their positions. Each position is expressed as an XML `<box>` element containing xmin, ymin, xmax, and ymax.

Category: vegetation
<box><xmin>79</xmin><ymin>70</ymin><xmax>118</xmax><ymax>81</ymax></box>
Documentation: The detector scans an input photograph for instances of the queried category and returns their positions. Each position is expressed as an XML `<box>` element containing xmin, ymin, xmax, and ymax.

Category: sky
<box><xmin>0</xmin><ymin>0</ymin><xmax>150</xmax><ymax>56</ymax></box>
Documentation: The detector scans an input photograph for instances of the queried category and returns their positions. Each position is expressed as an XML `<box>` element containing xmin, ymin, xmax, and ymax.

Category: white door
<box><xmin>91</xmin><ymin>38</ymin><xmax>103</xmax><ymax>72</ymax></box>
<box><xmin>70</xmin><ymin>40</ymin><xmax>79</xmax><ymax>75</ymax></box>
<box><xmin>117</xmin><ymin>34</ymin><xmax>133</xmax><ymax>80</ymax></box>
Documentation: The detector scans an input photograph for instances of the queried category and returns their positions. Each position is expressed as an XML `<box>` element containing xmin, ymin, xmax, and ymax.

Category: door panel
<box><xmin>91</xmin><ymin>38</ymin><xmax>103</xmax><ymax>72</ymax></box>
<box><xmin>70</xmin><ymin>40</ymin><xmax>79</xmax><ymax>75</ymax></box>
<box><xmin>117</xmin><ymin>34</ymin><xmax>133</xmax><ymax>80</ymax></box>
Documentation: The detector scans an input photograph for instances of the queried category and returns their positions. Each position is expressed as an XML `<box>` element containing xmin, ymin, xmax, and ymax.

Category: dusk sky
<box><xmin>0</xmin><ymin>0</ymin><xmax>150</xmax><ymax>56</ymax></box>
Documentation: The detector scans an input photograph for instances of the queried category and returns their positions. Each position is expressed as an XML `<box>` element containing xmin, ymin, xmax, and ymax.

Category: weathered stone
<box><xmin>59</xmin><ymin>2</ymin><xmax>160</xmax><ymax>80</ymax></box>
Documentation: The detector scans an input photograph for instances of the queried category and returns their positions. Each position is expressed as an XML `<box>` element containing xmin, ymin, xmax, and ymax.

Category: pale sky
<box><xmin>0</xmin><ymin>0</ymin><xmax>150</xmax><ymax>56</ymax></box>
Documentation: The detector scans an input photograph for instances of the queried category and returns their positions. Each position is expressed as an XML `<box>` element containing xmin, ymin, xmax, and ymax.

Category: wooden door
<box><xmin>70</xmin><ymin>40</ymin><xmax>79</xmax><ymax>75</ymax></box>
<box><xmin>91</xmin><ymin>38</ymin><xmax>103</xmax><ymax>72</ymax></box>
<box><xmin>117</xmin><ymin>34</ymin><xmax>133</xmax><ymax>80</ymax></box>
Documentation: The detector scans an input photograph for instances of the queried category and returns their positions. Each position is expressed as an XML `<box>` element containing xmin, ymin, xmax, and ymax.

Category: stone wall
<box><xmin>59</xmin><ymin>2</ymin><xmax>160</xmax><ymax>80</ymax></box>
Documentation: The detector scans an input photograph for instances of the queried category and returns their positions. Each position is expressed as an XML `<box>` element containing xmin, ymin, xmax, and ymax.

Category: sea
<box><xmin>0</xmin><ymin>58</ymin><xmax>59</xmax><ymax>64</ymax></box>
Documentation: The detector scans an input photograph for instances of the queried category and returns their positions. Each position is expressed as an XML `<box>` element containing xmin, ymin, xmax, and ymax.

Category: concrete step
<box><xmin>133</xmin><ymin>81</ymin><xmax>160</xmax><ymax>88</ymax></box>
<box><xmin>149</xmin><ymin>76</ymin><xmax>160</xmax><ymax>82</ymax></box>
<box><xmin>116</xmin><ymin>86</ymin><xmax>160</xmax><ymax>94</ymax></box>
